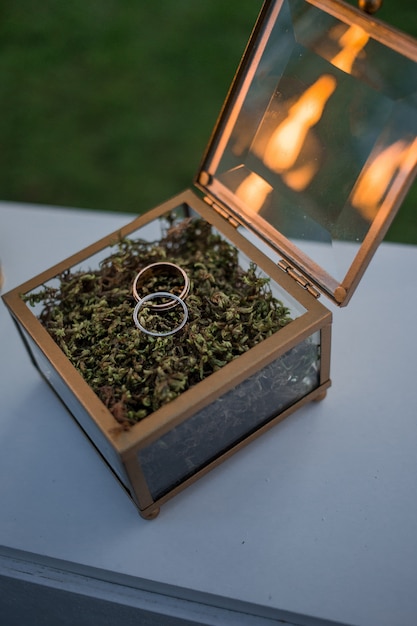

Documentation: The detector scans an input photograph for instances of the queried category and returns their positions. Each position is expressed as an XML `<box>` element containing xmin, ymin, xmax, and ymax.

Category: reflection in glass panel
<box><xmin>211</xmin><ymin>0</ymin><xmax>417</xmax><ymax>282</ymax></box>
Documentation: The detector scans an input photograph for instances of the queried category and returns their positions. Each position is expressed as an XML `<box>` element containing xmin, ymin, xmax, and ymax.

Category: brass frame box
<box><xmin>3</xmin><ymin>0</ymin><xmax>417</xmax><ymax>519</ymax></box>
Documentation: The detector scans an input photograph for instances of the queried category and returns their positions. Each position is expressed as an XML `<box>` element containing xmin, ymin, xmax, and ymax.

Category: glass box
<box><xmin>2</xmin><ymin>0</ymin><xmax>417</xmax><ymax>519</ymax></box>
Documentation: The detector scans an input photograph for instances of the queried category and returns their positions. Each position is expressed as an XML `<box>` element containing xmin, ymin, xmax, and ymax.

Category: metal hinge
<box><xmin>277</xmin><ymin>260</ymin><xmax>321</xmax><ymax>298</ymax></box>
<box><xmin>203</xmin><ymin>196</ymin><xmax>240</xmax><ymax>229</ymax></box>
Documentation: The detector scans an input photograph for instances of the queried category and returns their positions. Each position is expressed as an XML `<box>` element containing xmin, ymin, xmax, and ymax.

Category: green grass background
<box><xmin>1</xmin><ymin>0</ymin><xmax>416</xmax><ymax>243</ymax></box>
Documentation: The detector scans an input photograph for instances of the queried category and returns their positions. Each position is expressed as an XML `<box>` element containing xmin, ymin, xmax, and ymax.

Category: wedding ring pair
<box><xmin>132</xmin><ymin>262</ymin><xmax>190</xmax><ymax>337</ymax></box>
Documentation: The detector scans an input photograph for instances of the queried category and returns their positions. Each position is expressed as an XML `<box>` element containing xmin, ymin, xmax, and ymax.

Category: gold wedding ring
<box><xmin>132</xmin><ymin>262</ymin><xmax>190</xmax><ymax>310</ymax></box>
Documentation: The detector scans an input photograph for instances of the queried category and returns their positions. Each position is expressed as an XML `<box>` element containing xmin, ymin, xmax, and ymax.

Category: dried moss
<box><xmin>25</xmin><ymin>217</ymin><xmax>296</xmax><ymax>427</ymax></box>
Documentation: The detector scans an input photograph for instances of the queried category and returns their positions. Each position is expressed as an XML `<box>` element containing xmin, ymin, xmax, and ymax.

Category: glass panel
<box><xmin>138</xmin><ymin>331</ymin><xmax>321</xmax><ymax>500</ymax></box>
<box><xmin>16</xmin><ymin>324</ymin><xmax>132</xmax><ymax>490</ymax></box>
<box><xmin>207</xmin><ymin>0</ymin><xmax>417</xmax><ymax>284</ymax></box>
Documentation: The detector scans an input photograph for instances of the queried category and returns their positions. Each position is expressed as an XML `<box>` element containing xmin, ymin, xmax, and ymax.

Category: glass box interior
<box><xmin>23</xmin><ymin>206</ymin><xmax>314</xmax><ymax>430</ymax></box>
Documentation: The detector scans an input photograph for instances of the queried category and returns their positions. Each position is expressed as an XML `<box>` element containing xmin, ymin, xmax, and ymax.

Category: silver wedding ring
<box><xmin>133</xmin><ymin>292</ymin><xmax>188</xmax><ymax>337</ymax></box>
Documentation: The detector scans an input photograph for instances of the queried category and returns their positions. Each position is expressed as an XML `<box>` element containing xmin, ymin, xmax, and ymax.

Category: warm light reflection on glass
<box><xmin>258</xmin><ymin>25</ymin><xmax>370</xmax><ymax>193</ymax></box>
<box><xmin>330</xmin><ymin>25</ymin><xmax>369</xmax><ymax>74</ymax></box>
<box><xmin>351</xmin><ymin>138</ymin><xmax>417</xmax><ymax>220</ymax></box>
<box><xmin>235</xmin><ymin>172</ymin><xmax>273</xmax><ymax>213</ymax></box>
<box><xmin>281</xmin><ymin>161</ymin><xmax>319</xmax><ymax>192</ymax></box>
<box><xmin>263</xmin><ymin>74</ymin><xmax>337</xmax><ymax>176</ymax></box>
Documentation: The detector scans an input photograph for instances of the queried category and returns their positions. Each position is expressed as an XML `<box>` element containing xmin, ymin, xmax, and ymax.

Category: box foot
<box><xmin>140</xmin><ymin>507</ymin><xmax>160</xmax><ymax>520</ymax></box>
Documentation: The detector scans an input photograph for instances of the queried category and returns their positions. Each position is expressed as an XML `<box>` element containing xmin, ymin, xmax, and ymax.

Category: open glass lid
<box><xmin>197</xmin><ymin>0</ymin><xmax>417</xmax><ymax>305</ymax></box>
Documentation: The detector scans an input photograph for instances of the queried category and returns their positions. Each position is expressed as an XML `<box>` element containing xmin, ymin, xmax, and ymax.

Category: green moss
<box><xmin>25</xmin><ymin>218</ymin><xmax>297</xmax><ymax>426</ymax></box>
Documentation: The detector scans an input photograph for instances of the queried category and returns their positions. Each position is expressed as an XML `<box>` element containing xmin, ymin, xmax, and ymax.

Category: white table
<box><xmin>1</xmin><ymin>200</ymin><xmax>416</xmax><ymax>626</ymax></box>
